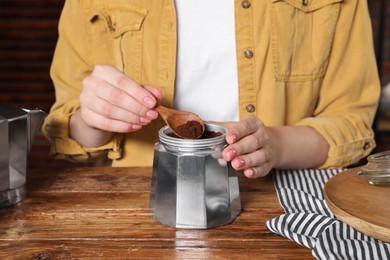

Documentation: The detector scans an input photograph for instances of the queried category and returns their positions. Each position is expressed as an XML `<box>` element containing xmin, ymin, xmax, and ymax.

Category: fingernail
<box><xmin>140</xmin><ymin>117</ymin><xmax>151</xmax><ymax>124</ymax></box>
<box><xmin>226</xmin><ymin>149</ymin><xmax>236</xmax><ymax>161</ymax></box>
<box><xmin>232</xmin><ymin>158</ymin><xmax>245</xmax><ymax>169</ymax></box>
<box><xmin>143</xmin><ymin>96</ymin><xmax>156</xmax><ymax>108</ymax></box>
<box><xmin>132</xmin><ymin>124</ymin><xmax>143</xmax><ymax>130</ymax></box>
<box><xmin>227</xmin><ymin>134</ymin><xmax>238</xmax><ymax>144</ymax></box>
<box><xmin>158</xmin><ymin>89</ymin><xmax>165</xmax><ymax>97</ymax></box>
<box><xmin>146</xmin><ymin>110</ymin><xmax>159</xmax><ymax>119</ymax></box>
<box><xmin>244</xmin><ymin>169</ymin><xmax>255</xmax><ymax>178</ymax></box>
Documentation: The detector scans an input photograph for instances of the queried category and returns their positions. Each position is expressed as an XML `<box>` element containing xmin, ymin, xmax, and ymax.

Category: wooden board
<box><xmin>324</xmin><ymin>168</ymin><xmax>390</xmax><ymax>243</ymax></box>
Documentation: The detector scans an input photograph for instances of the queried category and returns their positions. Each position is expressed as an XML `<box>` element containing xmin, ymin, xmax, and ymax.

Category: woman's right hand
<box><xmin>70</xmin><ymin>65</ymin><xmax>163</xmax><ymax>147</ymax></box>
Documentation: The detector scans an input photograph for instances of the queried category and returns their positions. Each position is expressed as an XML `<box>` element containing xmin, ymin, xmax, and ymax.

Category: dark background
<box><xmin>0</xmin><ymin>0</ymin><xmax>389</xmax><ymax>167</ymax></box>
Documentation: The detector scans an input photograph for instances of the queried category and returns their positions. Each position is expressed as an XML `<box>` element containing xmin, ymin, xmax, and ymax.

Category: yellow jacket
<box><xmin>42</xmin><ymin>0</ymin><xmax>380</xmax><ymax>168</ymax></box>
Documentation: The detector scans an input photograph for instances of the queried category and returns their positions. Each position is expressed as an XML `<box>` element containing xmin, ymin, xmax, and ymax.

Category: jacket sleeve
<box><xmin>41</xmin><ymin>0</ymin><xmax>124</xmax><ymax>162</ymax></box>
<box><xmin>295</xmin><ymin>0</ymin><xmax>380</xmax><ymax>168</ymax></box>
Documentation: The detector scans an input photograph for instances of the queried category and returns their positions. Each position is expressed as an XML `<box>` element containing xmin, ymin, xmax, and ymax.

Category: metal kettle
<box><xmin>0</xmin><ymin>105</ymin><xmax>46</xmax><ymax>207</ymax></box>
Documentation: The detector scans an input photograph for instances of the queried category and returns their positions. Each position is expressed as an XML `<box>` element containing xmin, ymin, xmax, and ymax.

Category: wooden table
<box><xmin>0</xmin><ymin>167</ymin><xmax>312</xmax><ymax>259</ymax></box>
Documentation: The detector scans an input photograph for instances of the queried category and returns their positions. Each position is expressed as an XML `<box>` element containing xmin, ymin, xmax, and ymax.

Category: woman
<box><xmin>43</xmin><ymin>0</ymin><xmax>380</xmax><ymax>178</ymax></box>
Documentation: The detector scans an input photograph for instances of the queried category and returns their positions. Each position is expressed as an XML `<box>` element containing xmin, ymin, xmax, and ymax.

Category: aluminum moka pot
<box><xmin>0</xmin><ymin>105</ymin><xmax>46</xmax><ymax>207</ymax></box>
<box><xmin>150</xmin><ymin>123</ymin><xmax>241</xmax><ymax>229</ymax></box>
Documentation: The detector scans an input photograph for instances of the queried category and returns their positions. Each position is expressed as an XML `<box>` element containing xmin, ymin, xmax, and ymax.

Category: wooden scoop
<box><xmin>155</xmin><ymin>105</ymin><xmax>205</xmax><ymax>139</ymax></box>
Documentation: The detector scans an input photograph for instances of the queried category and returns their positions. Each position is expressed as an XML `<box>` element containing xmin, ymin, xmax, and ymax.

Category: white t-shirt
<box><xmin>173</xmin><ymin>0</ymin><xmax>239</xmax><ymax>122</ymax></box>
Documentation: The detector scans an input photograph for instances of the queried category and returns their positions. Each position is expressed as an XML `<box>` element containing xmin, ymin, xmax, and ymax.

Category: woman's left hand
<box><xmin>221</xmin><ymin>116</ymin><xmax>276</xmax><ymax>178</ymax></box>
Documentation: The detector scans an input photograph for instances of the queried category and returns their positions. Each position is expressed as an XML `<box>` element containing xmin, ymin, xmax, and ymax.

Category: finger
<box><xmin>230</xmin><ymin>148</ymin><xmax>270</xmax><ymax>171</ymax></box>
<box><xmin>222</xmin><ymin>128</ymin><xmax>269</xmax><ymax>162</ymax></box>
<box><xmin>80</xmin><ymin>107</ymin><xmax>143</xmax><ymax>133</ymax></box>
<box><xmin>82</xmin><ymin>75</ymin><xmax>159</xmax><ymax>120</ymax></box>
<box><xmin>91</xmin><ymin>65</ymin><xmax>159</xmax><ymax>109</ymax></box>
<box><xmin>143</xmin><ymin>85</ymin><xmax>164</xmax><ymax>101</ymax></box>
<box><xmin>242</xmin><ymin>163</ymin><xmax>272</xmax><ymax>179</ymax></box>
<box><xmin>231</xmin><ymin>130</ymin><xmax>269</xmax><ymax>156</ymax></box>
<box><xmin>80</xmin><ymin>91</ymin><xmax>152</xmax><ymax>126</ymax></box>
<box><xmin>225</xmin><ymin>116</ymin><xmax>264</xmax><ymax>144</ymax></box>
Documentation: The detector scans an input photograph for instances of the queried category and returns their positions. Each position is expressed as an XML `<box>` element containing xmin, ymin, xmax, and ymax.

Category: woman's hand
<box><xmin>79</xmin><ymin>64</ymin><xmax>163</xmax><ymax>132</ymax></box>
<box><xmin>221</xmin><ymin>116</ymin><xmax>329</xmax><ymax>179</ymax></box>
<box><xmin>222</xmin><ymin>116</ymin><xmax>276</xmax><ymax>178</ymax></box>
<box><xmin>70</xmin><ymin>65</ymin><xmax>163</xmax><ymax>147</ymax></box>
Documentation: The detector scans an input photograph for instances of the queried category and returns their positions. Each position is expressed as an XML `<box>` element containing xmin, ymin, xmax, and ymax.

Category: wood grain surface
<box><xmin>324</xmin><ymin>168</ymin><xmax>390</xmax><ymax>243</ymax></box>
<box><xmin>0</xmin><ymin>167</ymin><xmax>312</xmax><ymax>259</ymax></box>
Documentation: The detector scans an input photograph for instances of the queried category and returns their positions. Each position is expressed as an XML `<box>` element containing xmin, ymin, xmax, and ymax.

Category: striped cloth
<box><xmin>265</xmin><ymin>169</ymin><xmax>390</xmax><ymax>260</ymax></box>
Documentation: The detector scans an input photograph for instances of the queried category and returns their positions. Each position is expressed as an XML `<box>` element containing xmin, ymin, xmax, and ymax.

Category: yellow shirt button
<box><xmin>363</xmin><ymin>142</ymin><xmax>371</xmax><ymax>150</ymax></box>
<box><xmin>246</xmin><ymin>104</ymin><xmax>255</xmax><ymax>113</ymax></box>
<box><xmin>242</xmin><ymin>0</ymin><xmax>251</xmax><ymax>9</ymax></box>
<box><xmin>244</xmin><ymin>50</ymin><xmax>254</xmax><ymax>59</ymax></box>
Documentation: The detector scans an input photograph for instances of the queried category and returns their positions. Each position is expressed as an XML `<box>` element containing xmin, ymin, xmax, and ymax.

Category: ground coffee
<box><xmin>174</xmin><ymin>120</ymin><xmax>204</xmax><ymax>139</ymax></box>
<box><xmin>168</xmin><ymin>129</ymin><xmax>222</xmax><ymax>139</ymax></box>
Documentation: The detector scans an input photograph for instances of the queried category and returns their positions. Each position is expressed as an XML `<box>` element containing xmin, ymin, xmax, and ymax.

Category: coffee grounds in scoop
<box><xmin>174</xmin><ymin>120</ymin><xmax>203</xmax><ymax>139</ymax></box>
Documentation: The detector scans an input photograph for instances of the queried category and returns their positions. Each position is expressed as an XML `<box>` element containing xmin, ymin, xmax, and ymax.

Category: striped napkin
<box><xmin>265</xmin><ymin>169</ymin><xmax>390</xmax><ymax>260</ymax></box>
